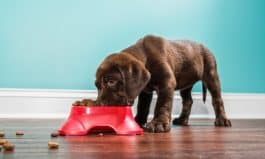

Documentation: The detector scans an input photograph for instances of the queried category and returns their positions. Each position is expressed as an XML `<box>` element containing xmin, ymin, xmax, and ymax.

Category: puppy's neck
<box><xmin>120</xmin><ymin>51</ymin><xmax>146</xmax><ymax>65</ymax></box>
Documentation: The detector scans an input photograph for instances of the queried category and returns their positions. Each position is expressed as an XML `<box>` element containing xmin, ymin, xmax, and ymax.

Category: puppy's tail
<box><xmin>202</xmin><ymin>83</ymin><xmax>207</xmax><ymax>103</ymax></box>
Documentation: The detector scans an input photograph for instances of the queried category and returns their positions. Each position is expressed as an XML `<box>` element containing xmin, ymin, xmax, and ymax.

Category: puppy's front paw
<box><xmin>215</xmin><ymin>117</ymin><xmax>232</xmax><ymax>127</ymax></box>
<box><xmin>145</xmin><ymin>118</ymin><xmax>171</xmax><ymax>133</ymax></box>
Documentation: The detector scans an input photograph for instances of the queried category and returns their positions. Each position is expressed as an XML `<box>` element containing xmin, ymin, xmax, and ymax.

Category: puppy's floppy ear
<box><xmin>120</xmin><ymin>59</ymin><xmax>151</xmax><ymax>100</ymax></box>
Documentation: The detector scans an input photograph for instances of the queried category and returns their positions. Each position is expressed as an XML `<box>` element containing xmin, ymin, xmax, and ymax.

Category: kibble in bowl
<box><xmin>72</xmin><ymin>99</ymin><xmax>97</xmax><ymax>106</ymax></box>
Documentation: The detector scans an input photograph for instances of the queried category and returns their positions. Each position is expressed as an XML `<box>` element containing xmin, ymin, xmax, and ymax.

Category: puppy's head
<box><xmin>95</xmin><ymin>53</ymin><xmax>150</xmax><ymax>106</ymax></box>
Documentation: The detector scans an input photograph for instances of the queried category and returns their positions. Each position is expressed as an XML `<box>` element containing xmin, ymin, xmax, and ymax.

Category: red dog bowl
<box><xmin>58</xmin><ymin>106</ymin><xmax>143</xmax><ymax>135</ymax></box>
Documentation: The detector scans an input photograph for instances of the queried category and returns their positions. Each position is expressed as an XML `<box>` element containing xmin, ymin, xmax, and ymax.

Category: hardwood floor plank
<box><xmin>0</xmin><ymin>119</ymin><xmax>265</xmax><ymax>159</ymax></box>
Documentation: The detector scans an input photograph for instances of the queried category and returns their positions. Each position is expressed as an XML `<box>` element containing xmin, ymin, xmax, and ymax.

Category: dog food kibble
<box><xmin>50</xmin><ymin>132</ymin><xmax>59</xmax><ymax>138</ymax></box>
<box><xmin>0</xmin><ymin>139</ymin><xmax>8</xmax><ymax>145</ymax></box>
<box><xmin>3</xmin><ymin>143</ymin><xmax>15</xmax><ymax>151</ymax></box>
<box><xmin>73</xmin><ymin>100</ymin><xmax>81</xmax><ymax>106</ymax></box>
<box><xmin>16</xmin><ymin>131</ymin><xmax>24</xmax><ymax>136</ymax></box>
<box><xmin>0</xmin><ymin>131</ymin><xmax>5</xmax><ymax>137</ymax></box>
<box><xmin>73</xmin><ymin>99</ymin><xmax>97</xmax><ymax>106</ymax></box>
<box><xmin>48</xmin><ymin>141</ymin><xmax>59</xmax><ymax>149</ymax></box>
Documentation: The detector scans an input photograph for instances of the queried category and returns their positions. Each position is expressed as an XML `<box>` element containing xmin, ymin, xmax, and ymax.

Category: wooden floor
<box><xmin>0</xmin><ymin>119</ymin><xmax>265</xmax><ymax>159</ymax></box>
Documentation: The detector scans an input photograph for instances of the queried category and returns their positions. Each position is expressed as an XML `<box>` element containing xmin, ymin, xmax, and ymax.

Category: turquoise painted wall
<box><xmin>0</xmin><ymin>0</ymin><xmax>265</xmax><ymax>93</ymax></box>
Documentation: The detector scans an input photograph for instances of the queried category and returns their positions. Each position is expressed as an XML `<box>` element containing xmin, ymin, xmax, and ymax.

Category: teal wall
<box><xmin>0</xmin><ymin>0</ymin><xmax>265</xmax><ymax>93</ymax></box>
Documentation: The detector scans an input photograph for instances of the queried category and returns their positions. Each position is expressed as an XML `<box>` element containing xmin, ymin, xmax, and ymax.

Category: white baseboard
<box><xmin>0</xmin><ymin>88</ymin><xmax>264</xmax><ymax>119</ymax></box>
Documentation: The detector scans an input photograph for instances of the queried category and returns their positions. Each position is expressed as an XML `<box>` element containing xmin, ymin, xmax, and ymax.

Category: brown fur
<box><xmin>95</xmin><ymin>35</ymin><xmax>231</xmax><ymax>132</ymax></box>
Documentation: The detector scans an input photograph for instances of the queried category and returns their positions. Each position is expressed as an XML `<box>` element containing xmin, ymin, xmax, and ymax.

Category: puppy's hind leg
<box><xmin>173</xmin><ymin>87</ymin><xmax>193</xmax><ymax>126</ymax></box>
<box><xmin>204</xmin><ymin>69</ymin><xmax>231</xmax><ymax>127</ymax></box>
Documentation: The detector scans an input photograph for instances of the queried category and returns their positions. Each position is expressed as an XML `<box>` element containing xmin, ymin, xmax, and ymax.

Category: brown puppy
<box><xmin>95</xmin><ymin>35</ymin><xmax>231</xmax><ymax>133</ymax></box>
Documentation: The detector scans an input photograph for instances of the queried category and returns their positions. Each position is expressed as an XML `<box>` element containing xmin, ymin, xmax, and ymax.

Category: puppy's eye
<box><xmin>107</xmin><ymin>80</ymin><xmax>117</xmax><ymax>87</ymax></box>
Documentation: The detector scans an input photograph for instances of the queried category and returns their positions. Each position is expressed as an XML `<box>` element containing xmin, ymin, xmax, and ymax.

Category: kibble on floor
<box><xmin>48</xmin><ymin>141</ymin><xmax>59</xmax><ymax>149</ymax></box>
<box><xmin>0</xmin><ymin>131</ymin><xmax>5</xmax><ymax>137</ymax></box>
<box><xmin>3</xmin><ymin>143</ymin><xmax>15</xmax><ymax>151</ymax></box>
<box><xmin>0</xmin><ymin>139</ymin><xmax>8</xmax><ymax>145</ymax></box>
<box><xmin>16</xmin><ymin>131</ymin><xmax>24</xmax><ymax>136</ymax></box>
<box><xmin>50</xmin><ymin>132</ymin><xmax>59</xmax><ymax>138</ymax></box>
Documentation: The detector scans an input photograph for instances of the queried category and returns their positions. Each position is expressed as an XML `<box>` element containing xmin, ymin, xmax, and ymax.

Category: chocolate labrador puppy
<box><xmin>95</xmin><ymin>35</ymin><xmax>231</xmax><ymax>133</ymax></box>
